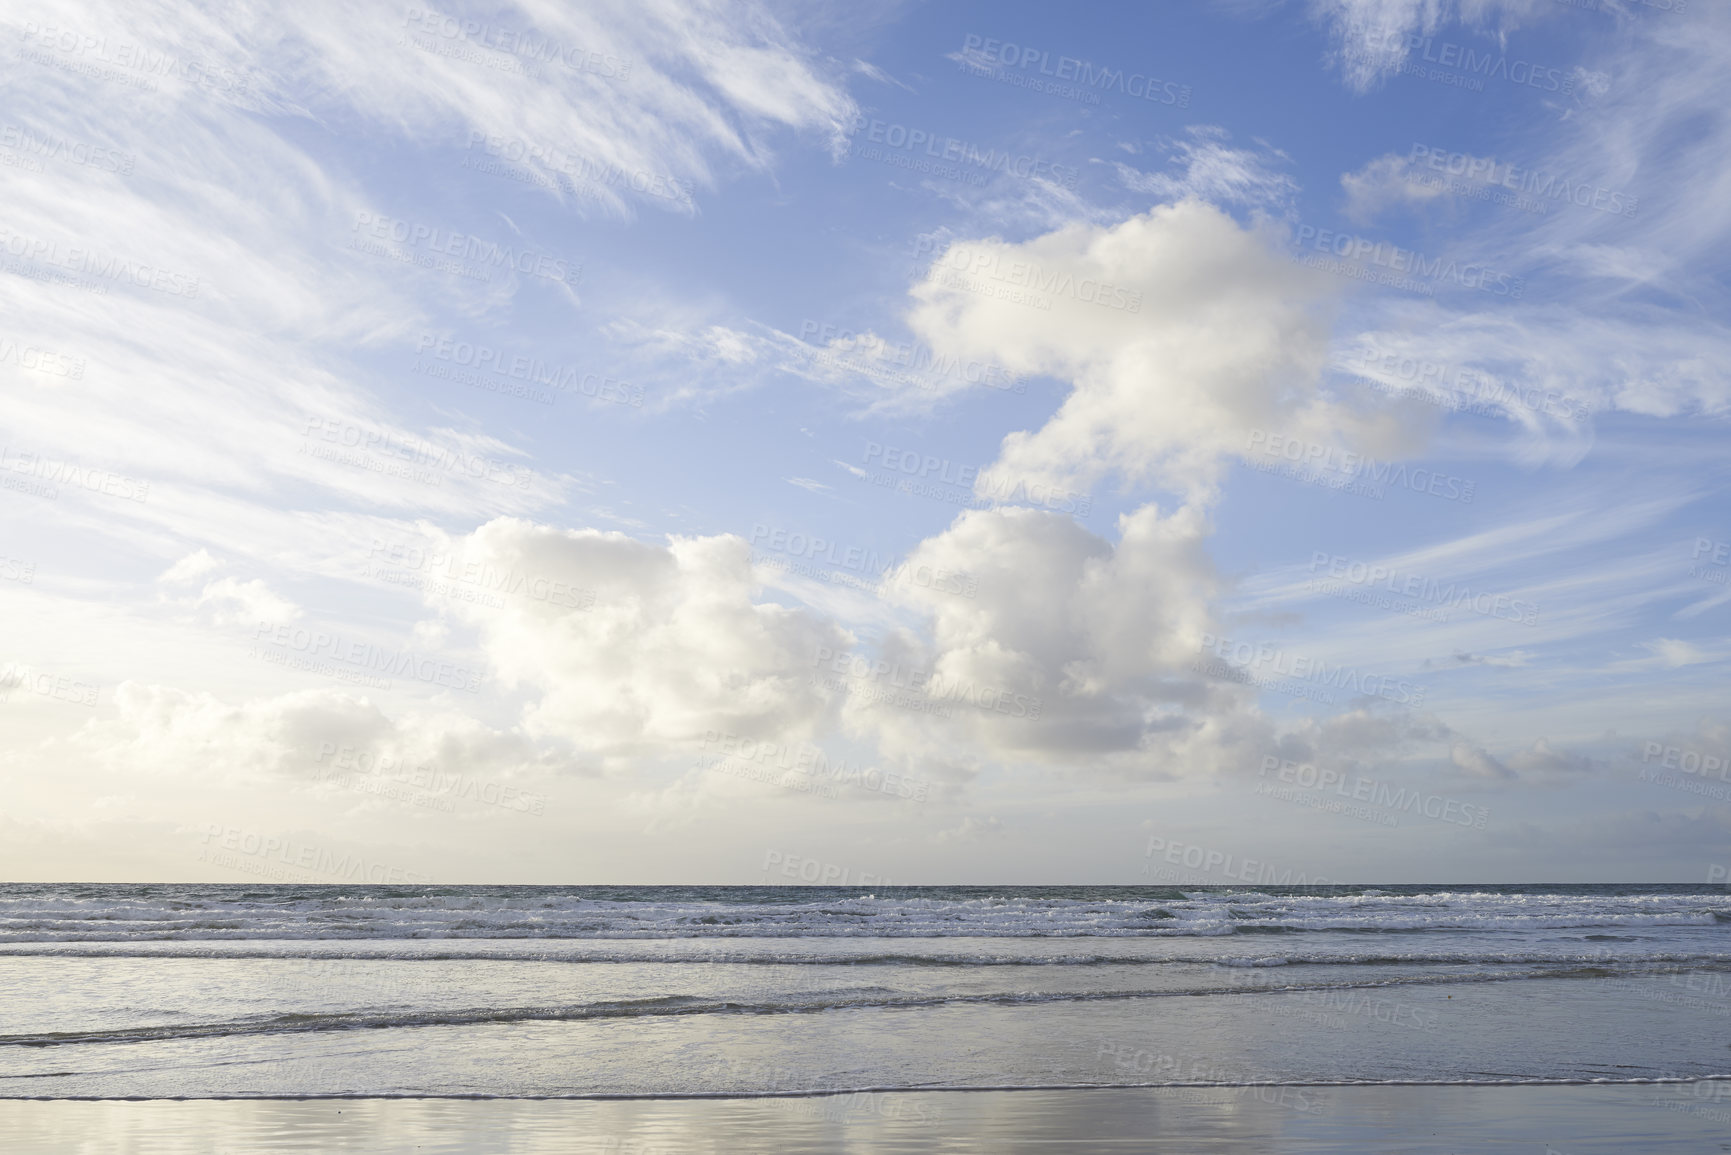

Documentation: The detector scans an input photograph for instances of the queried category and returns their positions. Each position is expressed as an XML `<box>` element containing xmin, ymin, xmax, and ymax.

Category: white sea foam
<box><xmin>0</xmin><ymin>885</ymin><xmax>1724</xmax><ymax>942</ymax></box>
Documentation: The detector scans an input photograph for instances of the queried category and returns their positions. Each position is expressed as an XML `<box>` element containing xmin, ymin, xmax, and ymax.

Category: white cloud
<box><xmin>1115</xmin><ymin>127</ymin><xmax>1300</xmax><ymax>212</ymax></box>
<box><xmin>1451</xmin><ymin>739</ymin><xmax>1515</xmax><ymax>779</ymax></box>
<box><xmin>195</xmin><ymin>577</ymin><xmax>301</xmax><ymax>627</ymax></box>
<box><xmin>159</xmin><ymin>549</ymin><xmax>222</xmax><ymax>585</ymax></box>
<box><xmin>867</xmin><ymin>503</ymin><xmax>1265</xmax><ymax>773</ymax></box>
<box><xmin>905</xmin><ymin>200</ymin><xmax>1409</xmax><ymax>503</ymax></box>
<box><xmin>1339</xmin><ymin>152</ymin><xmax>1450</xmax><ymax>223</ymax></box>
<box><xmin>1640</xmin><ymin>637</ymin><xmax>1711</xmax><ymax>668</ymax></box>
<box><xmin>74</xmin><ymin>681</ymin><xmax>550</xmax><ymax>785</ymax></box>
<box><xmin>1449</xmin><ymin>649</ymin><xmax>1534</xmax><ymax>669</ymax></box>
<box><xmin>1327</xmin><ymin>6</ymin><xmax>1731</xmax><ymax>430</ymax></box>
<box><xmin>0</xmin><ymin>0</ymin><xmax>861</xmax><ymax>583</ymax></box>
<box><xmin>431</xmin><ymin>517</ymin><xmax>851</xmax><ymax>766</ymax></box>
<box><xmin>1505</xmin><ymin>738</ymin><xmax>1595</xmax><ymax>776</ymax></box>
<box><xmin>1308</xmin><ymin>0</ymin><xmax>1555</xmax><ymax>94</ymax></box>
<box><xmin>930</xmin><ymin>814</ymin><xmax>1002</xmax><ymax>844</ymax></box>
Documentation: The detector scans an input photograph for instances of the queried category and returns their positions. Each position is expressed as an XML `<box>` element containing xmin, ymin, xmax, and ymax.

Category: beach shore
<box><xmin>3</xmin><ymin>1084</ymin><xmax>1726</xmax><ymax>1153</ymax></box>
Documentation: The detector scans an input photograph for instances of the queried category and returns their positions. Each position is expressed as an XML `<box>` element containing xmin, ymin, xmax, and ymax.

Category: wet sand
<box><xmin>3</xmin><ymin>1084</ymin><xmax>1727</xmax><ymax>1152</ymax></box>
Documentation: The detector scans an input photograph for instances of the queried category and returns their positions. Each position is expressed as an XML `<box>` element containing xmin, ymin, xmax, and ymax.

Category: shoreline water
<box><xmin>3</xmin><ymin>883</ymin><xmax>1724</xmax><ymax>1141</ymax></box>
<box><xmin>3</xmin><ymin>1086</ymin><xmax>1728</xmax><ymax>1152</ymax></box>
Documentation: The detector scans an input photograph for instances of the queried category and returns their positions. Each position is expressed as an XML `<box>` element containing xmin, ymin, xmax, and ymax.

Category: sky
<box><xmin>1</xmin><ymin>0</ymin><xmax>1728</xmax><ymax>885</ymax></box>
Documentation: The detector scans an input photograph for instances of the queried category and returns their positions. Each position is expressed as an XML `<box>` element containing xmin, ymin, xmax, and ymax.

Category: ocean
<box><xmin>2</xmin><ymin>881</ymin><xmax>1728</xmax><ymax>1111</ymax></box>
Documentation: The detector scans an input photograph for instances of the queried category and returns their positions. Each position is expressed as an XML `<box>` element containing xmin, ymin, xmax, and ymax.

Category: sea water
<box><xmin>1</xmin><ymin>884</ymin><xmax>1726</xmax><ymax>1102</ymax></box>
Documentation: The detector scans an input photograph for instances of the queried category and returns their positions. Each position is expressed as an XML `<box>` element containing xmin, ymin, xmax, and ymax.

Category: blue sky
<box><xmin>1</xmin><ymin>0</ymin><xmax>1728</xmax><ymax>883</ymax></box>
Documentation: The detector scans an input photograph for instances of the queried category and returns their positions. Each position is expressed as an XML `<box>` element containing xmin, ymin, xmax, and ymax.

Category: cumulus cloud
<box><xmin>159</xmin><ymin>549</ymin><xmax>222</xmax><ymax>585</ymax></box>
<box><xmin>153</xmin><ymin>552</ymin><xmax>301</xmax><ymax>626</ymax></box>
<box><xmin>195</xmin><ymin>577</ymin><xmax>301</xmax><ymax>626</ymax></box>
<box><xmin>876</xmin><ymin>202</ymin><xmax>1466</xmax><ymax>781</ymax></box>
<box><xmin>858</xmin><ymin>503</ymin><xmax>1273</xmax><ymax>774</ymax></box>
<box><xmin>430</xmin><ymin>517</ymin><xmax>850</xmax><ymax>766</ymax></box>
<box><xmin>905</xmin><ymin>200</ymin><xmax>1419</xmax><ymax>503</ymax></box>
